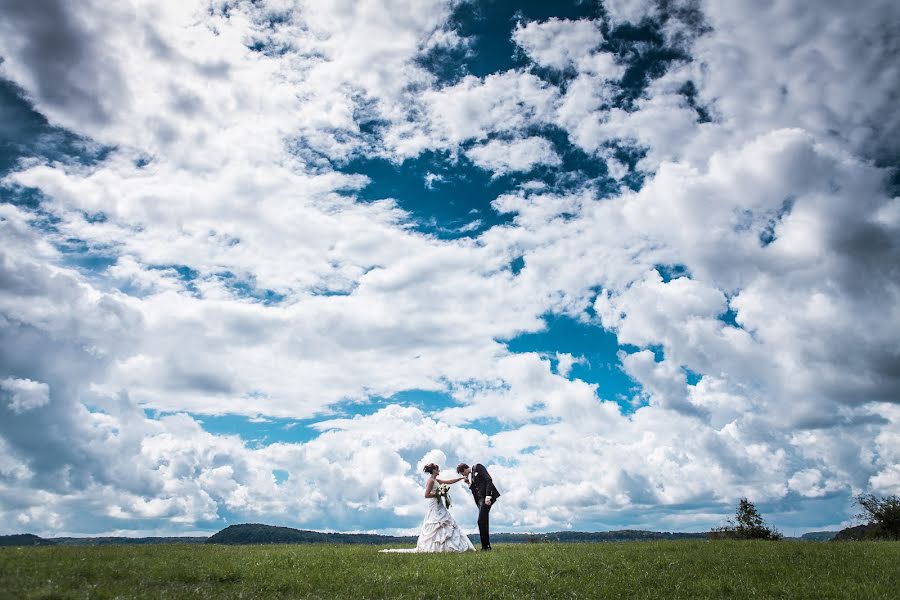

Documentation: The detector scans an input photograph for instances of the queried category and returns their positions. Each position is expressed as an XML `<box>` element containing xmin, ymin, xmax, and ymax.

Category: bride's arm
<box><xmin>424</xmin><ymin>478</ymin><xmax>437</xmax><ymax>498</ymax></box>
<box><xmin>435</xmin><ymin>476</ymin><xmax>465</xmax><ymax>485</ymax></box>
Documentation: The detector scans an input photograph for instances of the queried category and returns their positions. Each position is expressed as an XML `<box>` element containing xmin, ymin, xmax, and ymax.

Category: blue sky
<box><xmin>1</xmin><ymin>0</ymin><xmax>899</xmax><ymax>538</ymax></box>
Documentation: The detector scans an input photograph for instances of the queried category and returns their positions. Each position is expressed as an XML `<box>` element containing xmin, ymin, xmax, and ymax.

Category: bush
<box><xmin>708</xmin><ymin>498</ymin><xmax>782</xmax><ymax>540</ymax></box>
<box><xmin>854</xmin><ymin>494</ymin><xmax>900</xmax><ymax>540</ymax></box>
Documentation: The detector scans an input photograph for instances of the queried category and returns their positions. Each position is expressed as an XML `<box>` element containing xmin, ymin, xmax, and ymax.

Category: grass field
<box><xmin>2</xmin><ymin>541</ymin><xmax>898</xmax><ymax>599</ymax></box>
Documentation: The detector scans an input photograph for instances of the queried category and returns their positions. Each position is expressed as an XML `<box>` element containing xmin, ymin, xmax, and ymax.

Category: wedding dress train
<box><xmin>380</xmin><ymin>497</ymin><xmax>475</xmax><ymax>553</ymax></box>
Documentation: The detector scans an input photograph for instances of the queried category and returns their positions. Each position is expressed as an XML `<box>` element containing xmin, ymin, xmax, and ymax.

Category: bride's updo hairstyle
<box><xmin>423</xmin><ymin>463</ymin><xmax>438</xmax><ymax>475</ymax></box>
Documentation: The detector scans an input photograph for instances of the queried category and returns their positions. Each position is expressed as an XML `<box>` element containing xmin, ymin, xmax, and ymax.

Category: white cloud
<box><xmin>466</xmin><ymin>137</ymin><xmax>561</xmax><ymax>176</ymax></box>
<box><xmin>603</xmin><ymin>0</ymin><xmax>658</xmax><ymax>26</ymax></box>
<box><xmin>697</xmin><ymin>0</ymin><xmax>900</xmax><ymax>161</ymax></box>
<box><xmin>513</xmin><ymin>18</ymin><xmax>605</xmax><ymax>71</ymax></box>
<box><xmin>1</xmin><ymin>378</ymin><xmax>50</xmax><ymax>413</ymax></box>
<box><xmin>553</xmin><ymin>72</ymin><xmax>620</xmax><ymax>153</ymax></box>
<box><xmin>417</xmin><ymin>70</ymin><xmax>558</xmax><ymax>150</ymax></box>
<box><xmin>788</xmin><ymin>469</ymin><xmax>842</xmax><ymax>498</ymax></box>
<box><xmin>586</xmin><ymin>0</ymin><xmax>900</xmax><ymax>170</ymax></box>
<box><xmin>0</xmin><ymin>0</ymin><xmax>130</xmax><ymax>129</ymax></box>
<box><xmin>554</xmin><ymin>352</ymin><xmax>586</xmax><ymax>378</ymax></box>
<box><xmin>423</xmin><ymin>172</ymin><xmax>444</xmax><ymax>188</ymax></box>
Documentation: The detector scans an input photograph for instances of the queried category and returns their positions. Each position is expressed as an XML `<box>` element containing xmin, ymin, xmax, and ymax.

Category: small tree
<box><xmin>855</xmin><ymin>494</ymin><xmax>900</xmax><ymax>540</ymax></box>
<box><xmin>709</xmin><ymin>498</ymin><xmax>782</xmax><ymax>540</ymax></box>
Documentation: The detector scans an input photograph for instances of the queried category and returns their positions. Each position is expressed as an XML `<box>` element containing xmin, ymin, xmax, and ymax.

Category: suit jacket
<box><xmin>468</xmin><ymin>463</ymin><xmax>500</xmax><ymax>507</ymax></box>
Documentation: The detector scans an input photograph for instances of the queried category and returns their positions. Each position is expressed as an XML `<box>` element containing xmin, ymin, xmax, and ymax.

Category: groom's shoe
<box><xmin>481</xmin><ymin>546</ymin><xmax>492</xmax><ymax>551</ymax></box>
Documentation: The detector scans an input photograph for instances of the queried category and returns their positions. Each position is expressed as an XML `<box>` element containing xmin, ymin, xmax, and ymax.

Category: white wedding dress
<box><xmin>380</xmin><ymin>496</ymin><xmax>475</xmax><ymax>553</ymax></box>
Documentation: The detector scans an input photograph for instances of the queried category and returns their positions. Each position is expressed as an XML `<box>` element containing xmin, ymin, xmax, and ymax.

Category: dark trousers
<box><xmin>477</xmin><ymin>500</ymin><xmax>493</xmax><ymax>549</ymax></box>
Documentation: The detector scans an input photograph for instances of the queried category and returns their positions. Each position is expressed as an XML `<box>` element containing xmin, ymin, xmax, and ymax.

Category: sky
<box><xmin>0</xmin><ymin>0</ymin><xmax>898</xmax><ymax>538</ymax></box>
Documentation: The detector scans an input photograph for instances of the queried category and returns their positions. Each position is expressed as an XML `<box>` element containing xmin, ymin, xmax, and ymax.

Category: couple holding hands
<box><xmin>382</xmin><ymin>462</ymin><xmax>501</xmax><ymax>553</ymax></box>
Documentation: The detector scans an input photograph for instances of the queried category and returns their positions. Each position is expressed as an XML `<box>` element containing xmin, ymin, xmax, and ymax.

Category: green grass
<box><xmin>1</xmin><ymin>541</ymin><xmax>898</xmax><ymax>599</ymax></box>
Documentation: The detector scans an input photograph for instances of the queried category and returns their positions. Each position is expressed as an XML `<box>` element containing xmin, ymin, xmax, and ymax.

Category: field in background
<box><xmin>2</xmin><ymin>540</ymin><xmax>898</xmax><ymax>599</ymax></box>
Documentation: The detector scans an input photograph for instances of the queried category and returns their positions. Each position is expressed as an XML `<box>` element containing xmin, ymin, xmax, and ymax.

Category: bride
<box><xmin>381</xmin><ymin>463</ymin><xmax>475</xmax><ymax>553</ymax></box>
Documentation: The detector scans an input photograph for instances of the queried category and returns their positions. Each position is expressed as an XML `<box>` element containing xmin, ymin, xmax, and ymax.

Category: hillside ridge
<box><xmin>3</xmin><ymin>525</ymin><xmax>713</xmax><ymax>546</ymax></box>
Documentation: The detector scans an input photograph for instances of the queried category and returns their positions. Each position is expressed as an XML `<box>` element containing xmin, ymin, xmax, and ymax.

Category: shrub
<box><xmin>708</xmin><ymin>498</ymin><xmax>782</xmax><ymax>540</ymax></box>
<box><xmin>854</xmin><ymin>494</ymin><xmax>900</xmax><ymax>540</ymax></box>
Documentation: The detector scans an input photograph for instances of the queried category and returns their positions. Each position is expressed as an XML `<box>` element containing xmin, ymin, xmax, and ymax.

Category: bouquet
<box><xmin>435</xmin><ymin>483</ymin><xmax>452</xmax><ymax>509</ymax></box>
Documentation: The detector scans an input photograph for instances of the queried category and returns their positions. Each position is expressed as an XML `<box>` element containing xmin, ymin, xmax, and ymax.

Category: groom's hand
<box><xmin>485</xmin><ymin>496</ymin><xmax>492</xmax><ymax>506</ymax></box>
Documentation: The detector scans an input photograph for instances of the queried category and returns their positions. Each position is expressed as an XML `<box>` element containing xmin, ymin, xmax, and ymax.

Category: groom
<box><xmin>457</xmin><ymin>462</ymin><xmax>500</xmax><ymax>551</ymax></box>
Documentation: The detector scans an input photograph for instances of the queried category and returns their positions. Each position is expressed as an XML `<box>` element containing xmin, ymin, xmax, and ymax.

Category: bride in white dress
<box><xmin>381</xmin><ymin>463</ymin><xmax>475</xmax><ymax>553</ymax></box>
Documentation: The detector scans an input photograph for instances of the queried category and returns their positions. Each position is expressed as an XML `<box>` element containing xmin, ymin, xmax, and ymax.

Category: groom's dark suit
<box><xmin>468</xmin><ymin>463</ymin><xmax>500</xmax><ymax>550</ymax></box>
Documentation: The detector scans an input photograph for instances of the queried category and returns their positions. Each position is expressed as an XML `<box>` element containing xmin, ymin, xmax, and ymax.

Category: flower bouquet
<box><xmin>435</xmin><ymin>483</ymin><xmax>452</xmax><ymax>509</ymax></box>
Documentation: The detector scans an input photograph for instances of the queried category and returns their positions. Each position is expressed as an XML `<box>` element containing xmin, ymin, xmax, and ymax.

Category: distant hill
<box><xmin>0</xmin><ymin>534</ymin><xmax>56</xmax><ymax>546</ymax></box>
<box><xmin>832</xmin><ymin>523</ymin><xmax>885</xmax><ymax>541</ymax></box>
<box><xmin>1</xmin><ymin>526</ymin><xmax>711</xmax><ymax>547</ymax></box>
<box><xmin>800</xmin><ymin>531</ymin><xmax>838</xmax><ymax>541</ymax></box>
<box><xmin>207</xmin><ymin>524</ymin><xmax>417</xmax><ymax>545</ymax></box>
<box><xmin>206</xmin><ymin>524</ymin><xmax>707</xmax><ymax>545</ymax></box>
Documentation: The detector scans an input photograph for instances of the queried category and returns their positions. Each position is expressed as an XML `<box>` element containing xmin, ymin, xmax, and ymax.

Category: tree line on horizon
<box><xmin>709</xmin><ymin>495</ymin><xmax>899</xmax><ymax>542</ymax></box>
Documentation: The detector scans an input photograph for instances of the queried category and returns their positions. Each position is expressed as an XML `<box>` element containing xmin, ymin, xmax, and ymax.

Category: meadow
<box><xmin>1</xmin><ymin>540</ymin><xmax>898</xmax><ymax>599</ymax></box>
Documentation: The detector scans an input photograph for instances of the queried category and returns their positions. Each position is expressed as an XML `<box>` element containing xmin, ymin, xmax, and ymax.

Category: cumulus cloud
<box><xmin>603</xmin><ymin>0</ymin><xmax>658</xmax><ymax>25</ymax></box>
<box><xmin>585</xmin><ymin>0</ymin><xmax>900</xmax><ymax>170</ymax></box>
<box><xmin>555</xmin><ymin>352</ymin><xmax>586</xmax><ymax>378</ymax></box>
<box><xmin>466</xmin><ymin>137</ymin><xmax>561</xmax><ymax>176</ymax></box>
<box><xmin>513</xmin><ymin>18</ymin><xmax>605</xmax><ymax>71</ymax></box>
<box><xmin>416</xmin><ymin>70</ymin><xmax>558</xmax><ymax>151</ymax></box>
<box><xmin>0</xmin><ymin>0</ymin><xmax>129</xmax><ymax>128</ymax></box>
<box><xmin>0</xmin><ymin>378</ymin><xmax>49</xmax><ymax>413</ymax></box>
